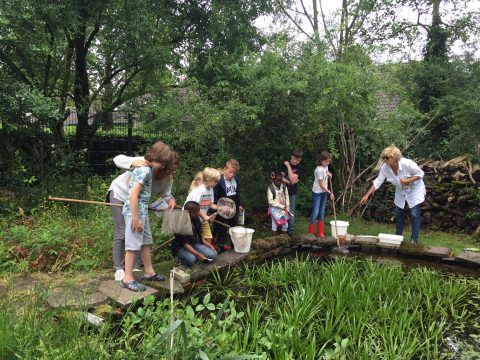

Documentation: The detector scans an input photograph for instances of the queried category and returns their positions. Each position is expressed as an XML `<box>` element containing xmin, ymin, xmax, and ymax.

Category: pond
<box><xmin>116</xmin><ymin>254</ymin><xmax>480</xmax><ymax>359</ymax></box>
<box><xmin>2</xmin><ymin>254</ymin><xmax>479</xmax><ymax>359</ymax></box>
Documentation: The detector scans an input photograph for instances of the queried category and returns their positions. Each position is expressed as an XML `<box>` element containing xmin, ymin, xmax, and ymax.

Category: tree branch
<box><xmin>278</xmin><ymin>2</ymin><xmax>314</xmax><ymax>41</ymax></box>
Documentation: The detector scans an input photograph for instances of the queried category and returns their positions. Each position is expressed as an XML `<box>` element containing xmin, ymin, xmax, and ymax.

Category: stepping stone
<box><xmin>215</xmin><ymin>251</ymin><xmax>248</xmax><ymax>266</ymax></box>
<box><xmin>423</xmin><ymin>246</ymin><xmax>452</xmax><ymax>258</ymax></box>
<box><xmin>399</xmin><ymin>242</ymin><xmax>425</xmax><ymax>255</ymax></box>
<box><xmin>354</xmin><ymin>236</ymin><xmax>378</xmax><ymax>244</ymax></box>
<box><xmin>47</xmin><ymin>287</ymin><xmax>108</xmax><ymax>309</ymax></box>
<box><xmin>297</xmin><ymin>234</ymin><xmax>316</xmax><ymax>243</ymax></box>
<box><xmin>315</xmin><ymin>236</ymin><xmax>338</xmax><ymax>246</ymax></box>
<box><xmin>187</xmin><ymin>266</ymin><xmax>212</xmax><ymax>282</ymax></box>
<box><xmin>99</xmin><ymin>280</ymin><xmax>158</xmax><ymax>309</ymax></box>
<box><xmin>378</xmin><ymin>242</ymin><xmax>401</xmax><ymax>251</ymax></box>
<box><xmin>455</xmin><ymin>251</ymin><xmax>480</xmax><ymax>268</ymax></box>
<box><xmin>13</xmin><ymin>275</ymin><xmax>46</xmax><ymax>292</ymax></box>
<box><xmin>149</xmin><ymin>279</ymin><xmax>185</xmax><ymax>296</ymax></box>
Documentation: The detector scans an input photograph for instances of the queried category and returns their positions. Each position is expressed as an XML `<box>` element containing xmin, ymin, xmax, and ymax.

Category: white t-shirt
<box><xmin>224</xmin><ymin>178</ymin><xmax>237</xmax><ymax>197</ymax></box>
<box><xmin>312</xmin><ymin>165</ymin><xmax>329</xmax><ymax>193</ymax></box>
<box><xmin>185</xmin><ymin>184</ymin><xmax>214</xmax><ymax>216</ymax></box>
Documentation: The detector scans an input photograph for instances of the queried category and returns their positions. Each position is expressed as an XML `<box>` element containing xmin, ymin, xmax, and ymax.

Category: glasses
<box><xmin>382</xmin><ymin>156</ymin><xmax>390</xmax><ymax>160</ymax></box>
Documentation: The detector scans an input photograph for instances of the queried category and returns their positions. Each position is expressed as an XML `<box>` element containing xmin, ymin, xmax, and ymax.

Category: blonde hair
<box><xmin>189</xmin><ymin>171</ymin><xmax>204</xmax><ymax>193</ymax></box>
<box><xmin>202</xmin><ymin>167</ymin><xmax>221</xmax><ymax>183</ymax></box>
<box><xmin>225</xmin><ymin>159</ymin><xmax>240</xmax><ymax>172</ymax></box>
<box><xmin>188</xmin><ymin>167</ymin><xmax>221</xmax><ymax>192</ymax></box>
<box><xmin>381</xmin><ymin>145</ymin><xmax>402</xmax><ymax>161</ymax></box>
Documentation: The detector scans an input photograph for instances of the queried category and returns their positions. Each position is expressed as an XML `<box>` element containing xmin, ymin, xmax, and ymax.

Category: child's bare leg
<box><xmin>124</xmin><ymin>250</ymin><xmax>136</xmax><ymax>283</ymax></box>
<box><xmin>140</xmin><ymin>244</ymin><xmax>155</xmax><ymax>276</ymax></box>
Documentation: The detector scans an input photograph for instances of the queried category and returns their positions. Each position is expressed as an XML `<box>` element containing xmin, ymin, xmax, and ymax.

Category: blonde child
<box><xmin>213</xmin><ymin>159</ymin><xmax>243</xmax><ymax>252</ymax></box>
<box><xmin>185</xmin><ymin>167</ymin><xmax>220</xmax><ymax>251</ymax></box>
<box><xmin>309</xmin><ymin>151</ymin><xmax>334</xmax><ymax>237</ymax></box>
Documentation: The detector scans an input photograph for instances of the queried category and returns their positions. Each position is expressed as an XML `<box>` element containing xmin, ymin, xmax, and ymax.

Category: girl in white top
<box><xmin>185</xmin><ymin>167</ymin><xmax>220</xmax><ymax>251</ymax></box>
<box><xmin>309</xmin><ymin>151</ymin><xmax>334</xmax><ymax>237</ymax></box>
<box><xmin>360</xmin><ymin>145</ymin><xmax>426</xmax><ymax>243</ymax></box>
<box><xmin>107</xmin><ymin>146</ymin><xmax>179</xmax><ymax>281</ymax></box>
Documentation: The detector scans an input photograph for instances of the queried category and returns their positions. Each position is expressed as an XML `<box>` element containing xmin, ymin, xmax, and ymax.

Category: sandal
<box><xmin>141</xmin><ymin>273</ymin><xmax>166</xmax><ymax>282</ymax></box>
<box><xmin>120</xmin><ymin>280</ymin><xmax>146</xmax><ymax>292</ymax></box>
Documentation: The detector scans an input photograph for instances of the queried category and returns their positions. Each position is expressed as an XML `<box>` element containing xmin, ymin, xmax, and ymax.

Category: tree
<box><xmin>0</xmin><ymin>0</ymin><xmax>178</xmax><ymax>154</ymax></box>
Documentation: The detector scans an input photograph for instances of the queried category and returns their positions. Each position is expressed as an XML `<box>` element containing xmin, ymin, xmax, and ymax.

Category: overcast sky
<box><xmin>255</xmin><ymin>0</ymin><xmax>480</xmax><ymax>62</ymax></box>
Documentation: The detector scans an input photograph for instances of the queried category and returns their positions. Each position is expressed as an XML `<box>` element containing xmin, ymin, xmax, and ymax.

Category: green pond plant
<box><xmin>1</xmin><ymin>256</ymin><xmax>479</xmax><ymax>359</ymax></box>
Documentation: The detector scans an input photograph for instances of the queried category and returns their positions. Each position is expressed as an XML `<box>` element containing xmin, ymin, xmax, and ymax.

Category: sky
<box><xmin>254</xmin><ymin>0</ymin><xmax>480</xmax><ymax>62</ymax></box>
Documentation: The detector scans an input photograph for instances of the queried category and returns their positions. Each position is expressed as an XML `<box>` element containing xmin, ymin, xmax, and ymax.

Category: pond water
<box><xmin>187</xmin><ymin>252</ymin><xmax>480</xmax><ymax>359</ymax></box>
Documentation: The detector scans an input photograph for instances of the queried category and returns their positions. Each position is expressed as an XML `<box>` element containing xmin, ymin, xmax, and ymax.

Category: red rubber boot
<box><xmin>317</xmin><ymin>221</ymin><xmax>325</xmax><ymax>238</ymax></box>
<box><xmin>308</xmin><ymin>223</ymin><xmax>315</xmax><ymax>234</ymax></box>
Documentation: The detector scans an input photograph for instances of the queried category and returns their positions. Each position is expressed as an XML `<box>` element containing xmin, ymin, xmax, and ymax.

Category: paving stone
<box><xmin>399</xmin><ymin>242</ymin><xmax>425</xmax><ymax>255</ymax></box>
<box><xmin>47</xmin><ymin>287</ymin><xmax>108</xmax><ymax>309</ymax></box>
<box><xmin>378</xmin><ymin>242</ymin><xmax>401</xmax><ymax>250</ymax></box>
<box><xmin>297</xmin><ymin>234</ymin><xmax>317</xmax><ymax>243</ymax></box>
<box><xmin>149</xmin><ymin>280</ymin><xmax>184</xmax><ymax>296</ymax></box>
<box><xmin>99</xmin><ymin>280</ymin><xmax>158</xmax><ymax>309</ymax></box>
<box><xmin>215</xmin><ymin>251</ymin><xmax>248</xmax><ymax>266</ymax></box>
<box><xmin>14</xmin><ymin>275</ymin><xmax>46</xmax><ymax>292</ymax></box>
<box><xmin>455</xmin><ymin>251</ymin><xmax>480</xmax><ymax>268</ymax></box>
<box><xmin>188</xmin><ymin>267</ymin><xmax>213</xmax><ymax>282</ymax></box>
<box><xmin>315</xmin><ymin>236</ymin><xmax>338</xmax><ymax>246</ymax></box>
<box><xmin>423</xmin><ymin>246</ymin><xmax>452</xmax><ymax>258</ymax></box>
<box><xmin>354</xmin><ymin>236</ymin><xmax>378</xmax><ymax>245</ymax></box>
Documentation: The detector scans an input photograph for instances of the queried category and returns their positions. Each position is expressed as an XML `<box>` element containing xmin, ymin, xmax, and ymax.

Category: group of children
<box><xmin>116</xmin><ymin>140</ymin><xmax>333</xmax><ymax>292</ymax></box>
<box><xmin>267</xmin><ymin>149</ymin><xmax>334</xmax><ymax>238</ymax></box>
<box><xmin>172</xmin><ymin>160</ymin><xmax>242</xmax><ymax>266</ymax></box>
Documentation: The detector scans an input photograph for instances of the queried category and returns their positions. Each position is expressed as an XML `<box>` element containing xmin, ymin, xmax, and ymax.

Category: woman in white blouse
<box><xmin>360</xmin><ymin>145</ymin><xmax>426</xmax><ymax>244</ymax></box>
<box><xmin>107</xmin><ymin>148</ymin><xmax>179</xmax><ymax>281</ymax></box>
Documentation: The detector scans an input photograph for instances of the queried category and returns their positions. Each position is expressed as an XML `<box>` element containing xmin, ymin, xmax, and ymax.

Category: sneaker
<box><xmin>120</xmin><ymin>280</ymin><xmax>146</xmax><ymax>292</ymax></box>
<box><xmin>133</xmin><ymin>268</ymin><xmax>142</xmax><ymax>272</ymax></box>
<box><xmin>140</xmin><ymin>273</ymin><xmax>166</xmax><ymax>282</ymax></box>
<box><xmin>114</xmin><ymin>269</ymin><xmax>125</xmax><ymax>281</ymax></box>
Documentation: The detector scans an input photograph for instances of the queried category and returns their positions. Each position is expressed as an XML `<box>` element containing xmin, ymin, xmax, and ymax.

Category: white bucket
<box><xmin>228</xmin><ymin>226</ymin><xmax>254</xmax><ymax>253</ymax></box>
<box><xmin>330</xmin><ymin>220</ymin><xmax>349</xmax><ymax>239</ymax></box>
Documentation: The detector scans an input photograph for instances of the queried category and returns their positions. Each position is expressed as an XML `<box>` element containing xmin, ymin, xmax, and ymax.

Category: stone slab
<box><xmin>215</xmin><ymin>251</ymin><xmax>248</xmax><ymax>266</ymax></box>
<box><xmin>172</xmin><ymin>268</ymin><xmax>191</xmax><ymax>284</ymax></box>
<box><xmin>455</xmin><ymin>251</ymin><xmax>480</xmax><ymax>267</ymax></box>
<box><xmin>47</xmin><ymin>287</ymin><xmax>108</xmax><ymax>309</ymax></box>
<box><xmin>354</xmin><ymin>236</ymin><xmax>378</xmax><ymax>244</ymax></box>
<box><xmin>315</xmin><ymin>236</ymin><xmax>338</xmax><ymax>246</ymax></box>
<box><xmin>99</xmin><ymin>280</ymin><xmax>158</xmax><ymax>309</ymax></box>
<box><xmin>378</xmin><ymin>242</ymin><xmax>401</xmax><ymax>250</ymax></box>
<box><xmin>423</xmin><ymin>246</ymin><xmax>452</xmax><ymax>258</ymax></box>
<box><xmin>188</xmin><ymin>267</ymin><xmax>212</xmax><ymax>282</ymax></box>
<box><xmin>150</xmin><ymin>280</ymin><xmax>185</xmax><ymax>295</ymax></box>
<box><xmin>296</xmin><ymin>234</ymin><xmax>317</xmax><ymax>244</ymax></box>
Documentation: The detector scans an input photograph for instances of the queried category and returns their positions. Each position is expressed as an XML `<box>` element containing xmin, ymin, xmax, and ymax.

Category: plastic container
<box><xmin>330</xmin><ymin>220</ymin><xmax>349</xmax><ymax>239</ymax></box>
<box><xmin>228</xmin><ymin>226</ymin><xmax>254</xmax><ymax>253</ymax></box>
<box><xmin>237</xmin><ymin>209</ymin><xmax>245</xmax><ymax>225</ymax></box>
<box><xmin>378</xmin><ymin>233</ymin><xmax>404</xmax><ymax>244</ymax></box>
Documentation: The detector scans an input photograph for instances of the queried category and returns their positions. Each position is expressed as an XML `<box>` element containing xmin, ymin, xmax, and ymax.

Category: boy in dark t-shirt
<box><xmin>279</xmin><ymin>149</ymin><xmax>304</xmax><ymax>236</ymax></box>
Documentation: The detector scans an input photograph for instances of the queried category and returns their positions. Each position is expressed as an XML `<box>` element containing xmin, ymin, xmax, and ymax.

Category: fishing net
<box><xmin>161</xmin><ymin>209</ymin><xmax>193</xmax><ymax>236</ymax></box>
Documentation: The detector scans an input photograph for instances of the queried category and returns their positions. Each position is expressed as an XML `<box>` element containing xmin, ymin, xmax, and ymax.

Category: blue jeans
<box><xmin>310</xmin><ymin>192</ymin><xmax>328</xmax><ymax>224</ymax></box>
<box><xmin>176</xmin><ymin>244</ymin><xmax>217</xmax><ymax>266</ymax></box>
<box><xmin>395</xmin><ymin>204</ymin><xmax>422</xmax><ymax>243</ymax></box>
<box><xmin>287</xmin><ymin>193</ymin><xmax>297</xmax><ymax>235</ymax></box>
